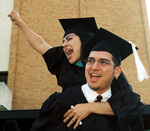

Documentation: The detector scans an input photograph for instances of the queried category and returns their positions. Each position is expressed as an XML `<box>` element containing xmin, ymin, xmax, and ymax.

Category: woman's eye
<box><xmin>67</xmin><ymin>37</ymin><xmax>72</xmax><ymax>41</ymax></box>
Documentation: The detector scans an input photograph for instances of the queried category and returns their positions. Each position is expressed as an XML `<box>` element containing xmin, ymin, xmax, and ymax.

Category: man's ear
<box><xmin>114</xmin><ymin>66</ymin><xmax>122</xmax><ymax>79</ymax></box>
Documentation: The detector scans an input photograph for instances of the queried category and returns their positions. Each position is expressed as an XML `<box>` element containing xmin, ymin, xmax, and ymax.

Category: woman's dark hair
<box><xmin>75</xmin><ymin>32</ymin><xmax>94</xmax><ymax>66</ymax></box>
<box><xmin>111</xmin><ymin>71</ymin><xmax>132</xmax><ymax>95</ymax></box>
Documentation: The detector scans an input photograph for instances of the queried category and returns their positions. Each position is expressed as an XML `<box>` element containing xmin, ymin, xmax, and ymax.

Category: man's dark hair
<box><xmin>112</xmin><ymin>56</ymin><xmax>120</xmax><ymax>68</ymax></box>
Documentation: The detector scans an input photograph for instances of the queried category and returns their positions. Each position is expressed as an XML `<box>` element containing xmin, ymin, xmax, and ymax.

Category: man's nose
<box><xmin>92</xmin><ymin>61</ymin><xmax>100</xmax><ymax>70</ymax></box>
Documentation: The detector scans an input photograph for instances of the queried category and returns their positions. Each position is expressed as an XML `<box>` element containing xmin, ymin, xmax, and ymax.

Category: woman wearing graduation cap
<box><xmin>8</xmin><ymin>11</ymin><xmax>147</xmax><ymax>130</ymax></box>
<box><xmin>8</xmin><ymin>10</ymin><xmax>98</xmax><ymax>91</ymax></box>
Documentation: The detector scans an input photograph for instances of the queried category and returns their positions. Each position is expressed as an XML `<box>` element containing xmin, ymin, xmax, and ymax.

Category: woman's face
<box><xmin>62</xmin><ymin>33</ymin><xmax>81</xmax><ymax>64</ymax></box>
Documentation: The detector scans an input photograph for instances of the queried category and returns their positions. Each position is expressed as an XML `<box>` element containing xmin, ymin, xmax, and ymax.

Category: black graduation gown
<box><xmin>42</xmin><ymin>46</ymin><xmax>86</xmax><ymax>91</ymax></box>
<box><xmin>31</xmin><ymin>86</ymin><xmax>146</xmax><ymax>131</ymax></box>
<box><xmin>108</xmin><ymin>72</ymin><xmax>146</xmax><ymax>131</ymax></box>
<box><xmin>40</xmin><ymin>46</ymin><xmax>146</xmax><ymax>130</ymax></box>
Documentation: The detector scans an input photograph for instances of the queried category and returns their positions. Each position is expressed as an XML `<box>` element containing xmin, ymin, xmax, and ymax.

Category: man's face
<box><xmin>85</xmin><ymin>51</ymin><xmax>120</xmax><ymax>94</ymax></box>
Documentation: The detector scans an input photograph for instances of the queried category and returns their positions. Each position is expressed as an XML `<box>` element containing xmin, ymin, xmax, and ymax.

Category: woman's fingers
<box><xmin>73</xmin><ymin>118</ymin><xmax>82</xmax><ymax>129</ymax></box>
<box><xmin>64</xmin><ymin>109</ymin><xmax>72</xmax><ymax>118</ymax></box>
<box><xmin>66</xmin><ymin>116</ymin><xmax>77</xmax><ymax>127</ymax></box>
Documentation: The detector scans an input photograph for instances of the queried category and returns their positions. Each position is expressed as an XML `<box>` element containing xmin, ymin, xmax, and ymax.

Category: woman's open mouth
<box><xmin>65</xmin><ymin>49</ymin><xmax>73</xmax><ymax>59</ymax></box>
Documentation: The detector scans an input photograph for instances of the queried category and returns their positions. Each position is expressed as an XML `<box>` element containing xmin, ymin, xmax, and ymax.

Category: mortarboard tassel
<box><xmin>129</xmin><ymin>41</ymin><xmax>150</xmax><ymax>82</ymax></box>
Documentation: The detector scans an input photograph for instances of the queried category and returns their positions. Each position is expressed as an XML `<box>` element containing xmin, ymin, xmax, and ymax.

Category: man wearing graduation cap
<box><xmin>63</xmin><ymin>28</ymin><xmax>147</xmax><ymax>131</ymax></box>
<box><xmin>31</xmin><ymin>28</ymin><xmax>146</xmax><ymax>131</ymax></box>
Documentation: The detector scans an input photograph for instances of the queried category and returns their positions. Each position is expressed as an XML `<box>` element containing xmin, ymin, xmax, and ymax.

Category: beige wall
<box><xmin>8</xmin><ymin>0</ymin><xmax>150</xmax><ymax>110</ymax></box>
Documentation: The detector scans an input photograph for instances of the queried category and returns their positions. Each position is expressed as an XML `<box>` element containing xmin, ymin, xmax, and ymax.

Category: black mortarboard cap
<box><xmin>88</xmin><ymin>28</ymin><xmax>138</xmax><ymax>65</ymax></box>
<box><xmin>59</xmin><ymin>17</ymin><xmax>98</xmax><ymax>37</ymax></box>
<box><xmin>86</xmin><ymin>28</ymin><xmax>149</xmax><ymax>81</ymax></box>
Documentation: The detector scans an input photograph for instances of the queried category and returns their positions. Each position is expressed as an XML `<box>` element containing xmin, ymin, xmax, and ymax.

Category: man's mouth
<box><xmin>90</xmin><ymin>73</ymin><xmax>101</xmax><ymax>82</ymax></box>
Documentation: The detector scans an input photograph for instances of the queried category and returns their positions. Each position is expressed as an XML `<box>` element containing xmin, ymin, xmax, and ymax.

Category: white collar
<box><xmin>81</xmin><ymin>83</ymin><xmax>112</xmax><ymax>102</ymax></box>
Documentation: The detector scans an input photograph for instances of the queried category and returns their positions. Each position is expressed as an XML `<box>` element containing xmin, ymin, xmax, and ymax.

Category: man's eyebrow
<box><xmin>100</xmin><ymin>58</ymin><xmax>111</xmax><ymax>62</ymax></box>
<box><xmin>88</xmin><ymin>57</ymin><xmax>94</xmax><ymax>59</ymax></box>
<box><xmin>88</xmin><ymin>57</ymin><xmax>111</xmax><ymax>62</ymax></box>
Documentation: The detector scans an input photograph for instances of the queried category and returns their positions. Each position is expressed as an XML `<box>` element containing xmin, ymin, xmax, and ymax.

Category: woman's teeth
<box><xmin>66</xmin><ymin>49</ymin><xmax>73</xmax><ymax>54</ymax></box>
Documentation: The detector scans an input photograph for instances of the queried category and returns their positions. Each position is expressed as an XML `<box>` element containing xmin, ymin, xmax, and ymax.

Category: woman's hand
<box><xmin>8</xmin><ymin>10</ymin><xmax>22</xmax><ymax>25</ymax></box>
<box><xmin>63</xmin><ymin>103</ymin><xmax>91</xmax><ymax>129</ymax></box>
<box><xmin>63</xmin><ymin>102</ymin><xmax>114</xmax><ymax>129</ymax></box>
<box><xmin>8</xmin><ymin>10</ymin><xmax>51</xmax><ymax>54</ymax></box>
